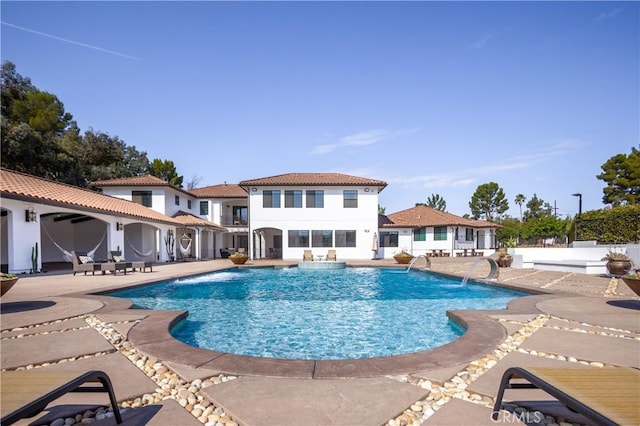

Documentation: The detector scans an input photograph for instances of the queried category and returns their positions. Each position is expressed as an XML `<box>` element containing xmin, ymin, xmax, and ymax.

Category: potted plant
<box><xmin>496</xmin><ymin>247</ymin><xmax>513</xmax><ymax>268</ymax></box>
<box><xmin>393</xmin><ymin>250</ymin><xmax>414</xmax><ymax>264</ymax></box>
<box><xmin>1</xmin><ymin>273</ymin><xmax>19</xmax><ymax>296</ymax></box>
<box><xmin>620</xmin><ymin>272</ymin><xmax>640</xmax><ymax>297</ymax></box>
<box><xmin>495</xmin><ymin>237</ymin><xmax>516</xmax><ymax>268</ymax></box>
<box><xmin>601</xmin><ymin>250</ymin><xmax>634</xmax><ymax>277</ymax></box>
<box><xmin>229</xmin><ymin>252</ymin><xmax>249</xmax><ymax>265</ymax></box>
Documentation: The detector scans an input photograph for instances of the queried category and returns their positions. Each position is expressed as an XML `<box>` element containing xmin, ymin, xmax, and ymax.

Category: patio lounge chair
<box><xmin>71</xmin><ymin>250</ymin><xmax>98</xmax><ymax>276</ymax></box>
<box><xmin>0</xmin><ymin>369</ymin><xmax>123</xmax><ymax>425</ymax></box>
<box><xmin>492</xmin><ymin>367</ymin><xmax>640</xmax><ymax>426</ymax></box>
<box><xmin>303</xmin><ymin>250</ymin><xmax>313</xmax><ymax>261</ymax></box>
<box><xmin>326</xmin><ymin>250</ymin><xmax>337</xmax><ymax>261</ymax></box>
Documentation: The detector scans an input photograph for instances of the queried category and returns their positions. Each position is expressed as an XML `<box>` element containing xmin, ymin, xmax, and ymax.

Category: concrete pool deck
<box><xmin>1</xmin><ymin>257</ymin><xmax>639</xmax><ymax>425</ymax></box>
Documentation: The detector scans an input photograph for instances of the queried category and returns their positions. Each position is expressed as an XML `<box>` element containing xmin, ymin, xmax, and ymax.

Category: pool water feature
<box><xmin>109</xmin><ymin>267</ymin><xmax>528</xmax><ymax>360</ymax></box>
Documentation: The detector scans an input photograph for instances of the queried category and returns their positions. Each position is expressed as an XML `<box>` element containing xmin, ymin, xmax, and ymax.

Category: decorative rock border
<box><xmin>85</xmin><ymin>316</ymin><xmax>239</xmax><ymax>426</ymax></box>
<box><xmin>385</xmin><ymin>309</ymin><xmax>633</xmax><ymax>426</ymax></box>
<box><xmin>1</xmin><ymin>315</ymin><xmax>239</xmax><ymax>426</ymax></box>
<box><xmin>388</xmin><ymin>314</ymin><xmax>551</xmax><ymax>425</ymax></box>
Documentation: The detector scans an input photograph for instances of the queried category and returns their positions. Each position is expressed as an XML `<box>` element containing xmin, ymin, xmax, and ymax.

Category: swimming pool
<box><xmin>109</xmin><ymin>267</ymin><xmax>528</xmax><ymax>360</ymax></box>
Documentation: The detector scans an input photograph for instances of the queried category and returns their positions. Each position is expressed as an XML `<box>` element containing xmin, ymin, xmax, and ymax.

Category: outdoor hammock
<box><xmin>125</xmin><ymin>235</ymin><xmax>154</xmax><ymax>259</ymax></box>
<box><xmin>178</xmin><ymin>233</ymin><xmax>192</xmax><ymax>257</ymax></box>
<box><xmin>41</xmin><ymin>224</ymin><xmax>105</xmax><ymax>263</ymax></box>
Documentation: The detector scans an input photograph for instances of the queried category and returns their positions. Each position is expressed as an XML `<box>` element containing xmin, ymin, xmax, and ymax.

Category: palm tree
<box><xmin>514</xmin><ymin>194</ymin><xmax>526</xmax><ymax>222</ymax></box>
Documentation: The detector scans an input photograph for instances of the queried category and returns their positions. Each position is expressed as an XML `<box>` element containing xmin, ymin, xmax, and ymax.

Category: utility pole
<box><xmin>553</xmin><ymin>200</ymin><xmax>558</xmax><ymax>217</ymax></box>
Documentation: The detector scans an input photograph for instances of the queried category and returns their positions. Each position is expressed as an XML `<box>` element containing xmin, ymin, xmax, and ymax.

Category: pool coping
<box><xmin>78</xmin><ymin>267</ymin><xmax>562</xmax><ymax>379</ymax></box>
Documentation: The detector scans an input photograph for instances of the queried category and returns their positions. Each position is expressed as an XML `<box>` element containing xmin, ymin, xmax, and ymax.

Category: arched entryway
<box><xmin>253</xmin><ymin>227</ymin><xmax>283</xmax><ymax>259</ymax></box>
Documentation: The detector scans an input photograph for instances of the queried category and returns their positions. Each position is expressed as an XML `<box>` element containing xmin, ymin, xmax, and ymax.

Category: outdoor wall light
<box><xmin>25</xmin><ymin>207</ymin><xmax>37</xmax><ymax>223</ymax></box>
<box><xmin>116</xmin><ymin>221</ymin><xmax>124</xmax><ymax>231</ymax></box>
<box><xmin>251</xmin><ymin>188</ymin><xmax>257</xmax><ymax>192</ymax></box>
<box><xmin>364</xmin><ymin>188</ymin><xmax>370</xmax><ymax>192</ymax></box>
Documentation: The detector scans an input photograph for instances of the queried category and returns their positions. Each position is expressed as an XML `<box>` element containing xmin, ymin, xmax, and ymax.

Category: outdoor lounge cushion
<box><xmin>0</xmin><ymin>369</ymin><xmax>123</xmax><ymax>425</ymax></box>
<box><xmin>78</xmin><ymin>255</ymin><xmax>94</xmax><ymax>264</ymax></box>
<box><xmin>492</xmin><ymin>366</ymin><xmax>640</xmax><ymax>426</ymax></box>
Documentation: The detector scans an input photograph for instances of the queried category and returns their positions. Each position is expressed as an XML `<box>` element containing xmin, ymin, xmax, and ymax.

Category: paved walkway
<box><xmin>1</xmin><ymin>257</ymin><xmax>639</xmax><ymax>425</ymax></box>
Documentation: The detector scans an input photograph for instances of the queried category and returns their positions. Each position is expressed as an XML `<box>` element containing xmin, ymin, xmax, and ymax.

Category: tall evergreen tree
<box><xmin>597</xmin><ymin>147</ymin><xmax>640</xmax><ymax>206</ymax></box>
<box><xmin>149</xmin><ymin>159</ymin><xmax>183</xmax><ymax>188</ymax></box>
<box><xmin>416</xmin><ymin>193</ymin><xmax>447</xmax><ymax>211</ymax></box>
<box><xmin>469</xmin><ymin>182</ymin><xmax>509</xmax><ymax>221</ymax></box>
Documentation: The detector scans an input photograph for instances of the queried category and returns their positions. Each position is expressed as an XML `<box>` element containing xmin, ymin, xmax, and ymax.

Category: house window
<box><xmin>343</xmin><ymin>190</ymin><xmax>358</xmax><ymax>208</ymax></box>
<box><xmin>312</xmin><ymin>230</ymin><xmax>333</xmax><ymax>247</ymax></box>
<box><xmin>200</xmin><ymin>201</ymin><xmax>209</xmax><ymax>215</ymax></box>
<box><xmin>414</xmin><ymin>228</ymin><xmax>426</xmax><ymax>241</ymax></box>
<box><xmin>380</xmin><ymin>231</ymin><xmax>398</xmax><ymax>247</ymax></box>
<box><xmin>434</xmin><ymin>226</ymin><xmax>448</xmax><ymax>241</ymax></box>
<box><xmin>285</xmin><ymin>190</ymin><xmax>302</xmax><ymax>208</ymax></box>
<box><xmin>288</xmin><ymin>230</ymin><xmax>309</xmax><ymax>247</ymax></box>
<box><xmin>175</xmin><ymin>195</ymin><xmax>180</xmax><ymax>206</ymax></box>
<box><xmin>187</xmin><ymin>200</ymin><xmax>192</xmax><ymax>209</ymax></box>
<box><xmin>233</xmin><ymin>206</ymin><xmax>248</xmax><ymax>225</ymax></box>
<box><xmin>335</xmin><ymin>230</ymin><xmax>356</xmax><ymax>247</ymax></box>
<box><xmin>132</xmin><ymin>190</ymin><xmax>152</xmax><ymax>208</ymax></box>
<box><xmin>465</xmin><ymin>228</ymin><xmax>474</xmax><ymax>241</ymax></box>
<box><xmin>306</xmin><ymin>190</ymin><xmax>324</xmax><ymax>208</ymax></box>
<box><xmin>263</xmin><ymin>190</ymin><xmax>281</xmax><ymax>208</ymax></box>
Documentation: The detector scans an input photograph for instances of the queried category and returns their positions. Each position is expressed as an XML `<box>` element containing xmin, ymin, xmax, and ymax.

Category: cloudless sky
<box><xmin>2</xmin><ymin>1</ymin><xmax>638</xmax><ymax>218</ymax></box>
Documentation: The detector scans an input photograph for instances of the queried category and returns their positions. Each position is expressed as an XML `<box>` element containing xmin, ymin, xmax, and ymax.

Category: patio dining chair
<box><xmin>326</xmin><ymin>250</ymin><xmax>337</xmax><ymax>261</ymax></box>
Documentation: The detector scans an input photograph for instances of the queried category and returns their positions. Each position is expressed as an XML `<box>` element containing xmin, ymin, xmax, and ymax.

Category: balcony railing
<box><xmin>221</xmin><ymin>215</ymin><xmax>248</xmax><ymax>227</ymax></box>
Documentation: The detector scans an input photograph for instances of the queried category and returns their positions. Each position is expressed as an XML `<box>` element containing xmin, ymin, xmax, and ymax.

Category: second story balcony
<box><xmin>221</xmin><ymin>214</ymin><xmax>248</xmax><ymax>227</ymax></box>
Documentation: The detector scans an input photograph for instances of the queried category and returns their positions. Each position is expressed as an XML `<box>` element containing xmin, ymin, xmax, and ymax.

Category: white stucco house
<box><xmin>379</xmin><ymin>205</ymin><xmax>499</xmax><ymax>258</ymax></box>
<box><xmin>238</xmin><ymin>173</ymin><xmax>388</xmax><ymax>261</ymax></box>
<box><xmin>1</xmin><ymin>168</ymin><xmax>500</xmax><ymax>273</ymax></box>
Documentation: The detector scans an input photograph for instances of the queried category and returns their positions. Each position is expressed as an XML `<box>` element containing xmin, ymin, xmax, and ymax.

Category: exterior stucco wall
<box><xmin>247</xmin><ymin>186</ymin><xmax>380</xmax><ymax>260</ymax></box>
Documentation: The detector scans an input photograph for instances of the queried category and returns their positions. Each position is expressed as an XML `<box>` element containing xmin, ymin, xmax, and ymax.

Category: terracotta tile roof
<box><xmin>92</xmin><ymin>174</ymin><xmax>168</xmax><ymax>186</ymax></box>
<box><xmin>2</xmin><ymin>168</ymin><xmax>183</xmax><ymax>226</ymax></box>
<box><xmin>382</xmin><ymin>205</ymin><xmax>500</xmax><ymax>229</ymax></box>
<box><xmin>172</xmin><ymin>211</ymin><xmax>226</xmax><ymax>230</ymax></box>
<box><xmin>92</xmin><ymin>174</ymin><xmax>195</xmax><ymax>198</ymax></box>
<box><xmin>190</xmin><ymin>183</ymin><xmax>247</xmax><ymax>198</ymax></box>
<box><xmin>239</xmin><ymin>173</ymin><xmax>388</xmax><ymax>190</ymax></box>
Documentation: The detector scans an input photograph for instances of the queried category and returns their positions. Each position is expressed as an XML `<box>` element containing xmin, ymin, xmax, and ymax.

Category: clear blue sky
<box><xmin>2</xmin><ymin>1</ymin><xmax>638</xmax><ymax>218</ymax></box>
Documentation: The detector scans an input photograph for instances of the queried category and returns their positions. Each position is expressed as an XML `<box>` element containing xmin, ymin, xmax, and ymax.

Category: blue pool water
<box><xmin>109</xmin><ymin>267</ymin><xmax>528</xmax><ymax>360</ymax></box>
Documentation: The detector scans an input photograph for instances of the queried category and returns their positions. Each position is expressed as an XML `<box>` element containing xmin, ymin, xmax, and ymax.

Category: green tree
<box><xmin>378</xmin><ymin>204</ymin><xmax>386</xmax><ymax>215</ymax></box>
<box><xmin>514</xmin><ymin>194</ymin><xmax>526</xmax><ymax>222</ymax></box>
<box><xmin>420</xmin><ymin>193</ymin><xmax>446</xmax><ymax>211</ymax></box>
<box><xmin>469</xmin><ymin>182</ymin><xmax>509</xmax><ymax>221</ymax></box>
<box><xmin>1</xmin><ymin>62</ymin><xmax>72</xmax><ymax>178</ymax></box>
<box><xmin>496</xmin><ymin>217</ymin><xmax>522</xmax><ymax>245</ymax></box>
<box><xmin>149</xmin><ymin>159</ymin><xmax>183</xmax><ymax>188</ymax></box>
<box><xmin>2</xmin><ymin>61</ymin><xmax>153</xmax><ymax>186</ymax></box>
<box><xmin>1</xmin><ymin>61</ymin><xmax>32</xmax><ymax>118</ymax></box>
<box><xmin>596</xmin><ymin>147</ymin><xmax>640</xmax><ymax>206</ymax></box>
<box><xmin>524</xmin><ymin>194</ymin><xmax>546</xmax><ymax>220</ymax></box>
<box><xmin>522</xmin><ymin>215</ymin><xmax>569</xmax><ymax>246</ymax></box>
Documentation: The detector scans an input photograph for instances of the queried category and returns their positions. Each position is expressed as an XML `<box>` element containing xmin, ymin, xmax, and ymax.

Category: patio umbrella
<box><xmin>372</xmin><ymin>232</ymin><xmax>378</xmax><ymax>259</ymax></box>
